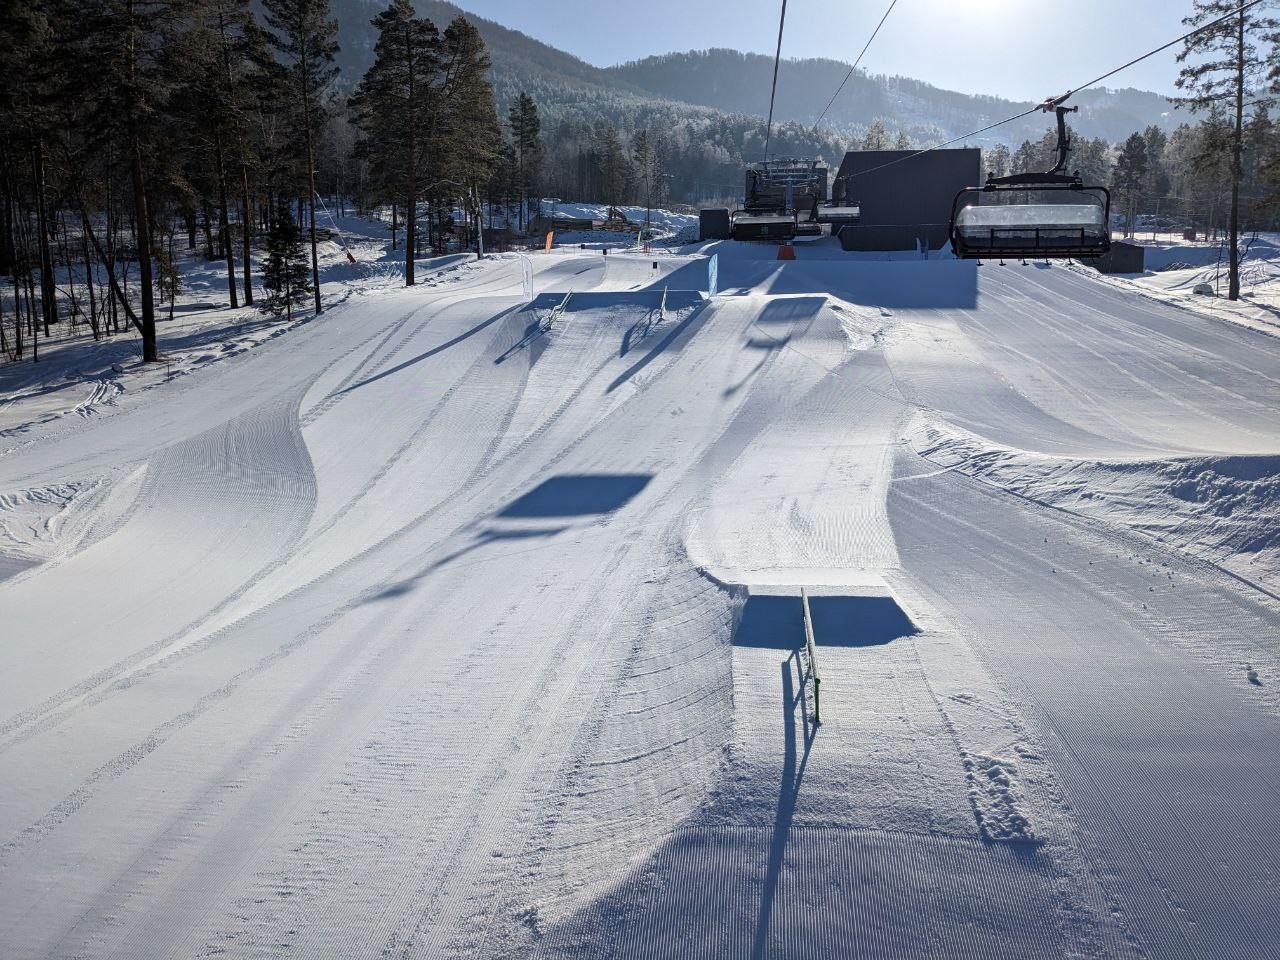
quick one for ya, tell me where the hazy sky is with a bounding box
[450,0,1198,102]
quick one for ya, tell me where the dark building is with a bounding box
[833,148,981,251]
[699,207,732,241]
[1089,239,1145,274]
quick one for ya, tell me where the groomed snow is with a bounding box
[2,230,1280,959]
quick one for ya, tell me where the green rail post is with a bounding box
[801,587,821,725]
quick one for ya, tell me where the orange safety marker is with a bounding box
[777,244,796,261]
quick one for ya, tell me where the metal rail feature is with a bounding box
[545,290,572,328]
[801,587,821,725]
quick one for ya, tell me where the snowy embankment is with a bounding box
[910,415,1280,588]
[1080,234,1280,337]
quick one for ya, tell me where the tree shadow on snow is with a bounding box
[333,302,521,395]
[362,525,571,600]
[606,302,710,393]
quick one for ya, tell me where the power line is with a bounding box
[844,0,1267,182]
[763,0,789,160]
[811,0,901,135]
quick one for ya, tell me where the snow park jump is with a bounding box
[3,1,1280,958]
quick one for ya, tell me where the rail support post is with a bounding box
[801,587,821,725]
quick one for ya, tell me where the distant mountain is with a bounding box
[603,49,1178,146]
[319,1,1182,204]
[327,3,1177,149]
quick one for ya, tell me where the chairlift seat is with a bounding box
[947,100,1112,260]
[951,199,1110,259]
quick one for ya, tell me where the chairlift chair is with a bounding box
[949,99,1111,260]
[736,158,827,240]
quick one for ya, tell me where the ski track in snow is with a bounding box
[1,246,1279,958]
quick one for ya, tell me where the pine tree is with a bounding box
[439,18,502,185]
[170,0,264,309]
[985,143,1012,179]
[1176,1,1279,300]
[0,2,55,359]
[1113,133,1149,238]
[596,124,630,207]
[262,0,338,314]
[507,91,543,231]
[63,0,192,362]
[261,202,312,320]
[1244,102,1276,212]
[862,119,889,150]
[352,0,442,285]
[631,128,656,215]
[1141,125,1171,224]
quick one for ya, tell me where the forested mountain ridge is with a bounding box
[325,1,1176,149]
[603,49,1178,146]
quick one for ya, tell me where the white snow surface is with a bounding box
[2,233,1280,958]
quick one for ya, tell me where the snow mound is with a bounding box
[962,750,1037,843]
[0,479,104,562]
[911,416,1280,587]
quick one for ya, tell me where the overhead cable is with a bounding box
[845,0,1267,181]
[763,0,789,159]
[811,0,901,134]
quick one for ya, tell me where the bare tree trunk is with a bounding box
[301,52,322,316]
[405,23,416,287]
[61,219,80,331]
[32,142,56,337]
[80,201,147,339]
[11,266,23,358]
[82,225,99,339]
[130,132,158,361]
[214,136,239,308]
[241,164,253,305]
[1228,8,1244,301]
[200,200,215,260]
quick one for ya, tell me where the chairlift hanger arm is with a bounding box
[1046,103,1077,176]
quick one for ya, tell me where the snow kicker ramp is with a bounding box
[1,254,1280,958]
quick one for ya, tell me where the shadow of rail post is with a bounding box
[801,587,821,725]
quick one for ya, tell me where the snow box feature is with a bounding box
[733,593,918,649]
[498,473,652,518]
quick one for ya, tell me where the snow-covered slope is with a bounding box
[2,241,1280,959]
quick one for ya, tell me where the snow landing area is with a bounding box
[2,227,1280,959]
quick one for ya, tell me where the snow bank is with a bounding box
[911,415,1280,587]
[546,202,697,235]
[1077,236,1280,338]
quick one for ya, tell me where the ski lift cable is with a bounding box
[844,0,1267,182]
[1060,0,1264,101]
[763,0,789,160]
[314,191,357,263]
[811,0,901,135]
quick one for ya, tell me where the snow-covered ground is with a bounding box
[545,201,697,234]
[1091,234,1280,337]
[2,230,1280,958]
